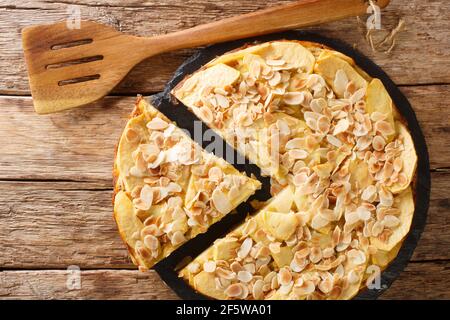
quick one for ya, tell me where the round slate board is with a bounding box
[150,31,431,300]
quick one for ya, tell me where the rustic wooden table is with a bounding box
[0,0,449,299]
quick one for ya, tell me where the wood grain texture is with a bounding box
[1,0,449,96]
[0,262,448,299]
[380,261,450,300]
[0,85,448,185]
[0,171,448,269]
[0,269,178,300]
[0,0,449,300]
[23,0,377,114]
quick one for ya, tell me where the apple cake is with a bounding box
[171,40,417,299]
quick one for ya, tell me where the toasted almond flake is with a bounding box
[225,283,243,298]
[140,144,160,161]
[208,166,223,183]
[252,279,264,300]
[276,119,291,136]
[216,267,236,280]
[305,118,318,131]
[334,69,348,96]
[345,211,359,225]
[238,237,253,259]
[215,94,230,109]
[356,135,372,151]
[322,247,335,259]
[203,260,217,273]
[141,224,163,237]
[239,284,250,299]
[264,271,276,284]
[311,213,329,230]
[321,208,338,221]
[278,267,292,286]
[269,242,281,254]
[347,249,366,265]
[346,81,357,96]
[307,74,326,91]
[379,186,394,207]
[375,120,395,137]
[211,189,232,214]
[230,261,243,273]
[138,184,153,205]
[357,206,372,221]
[383,215,400,228]
[350,87,366,104]
[283,92,305,105]
[326,134,343,148]
[270,274,279,290]
[333,118,350,135]
[237,270,253,283]
[293,172,309,186]
[170,231,186,246]
[309,247,323,264]
[147,117,169,130]
[167,182,182,193]
[198,106,214,124]
[256,245,271,258]
[332,225,341,247]
[163,124,176,138]
[243,263,256,274]
[279,281,294,295]
[310,98,325,113]
[268,71,282,87]
[135,241,152,260]
[288,149,308,160]
[249,60,261,79]
[286,138,304,150]
[290,256,308,273]
[133,198,150,211]
[317,116,331,134]
[318,277,333,294]
[347,270,360,284]
[294,279,315,296]
[372,135,386,151]
[143,234,159,251]
[148,151,166,169]
[334,264,345,279]
[361,185,377,202]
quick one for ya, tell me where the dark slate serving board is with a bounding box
[149,31,430,300]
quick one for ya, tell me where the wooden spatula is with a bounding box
[22,0,389,114]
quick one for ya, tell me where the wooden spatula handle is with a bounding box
[149,0,390,52]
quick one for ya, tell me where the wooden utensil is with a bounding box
[22,0,389,114]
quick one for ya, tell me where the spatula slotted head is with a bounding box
[22,21,142,114]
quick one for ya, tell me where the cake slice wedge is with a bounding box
[113,97,261,269]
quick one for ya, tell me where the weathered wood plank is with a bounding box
[0,171,448,269]
[0,261,448,299]
[0,85,448,184]
[1,0,449,95]
[0,269,179,300]
[379,261,450,300]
